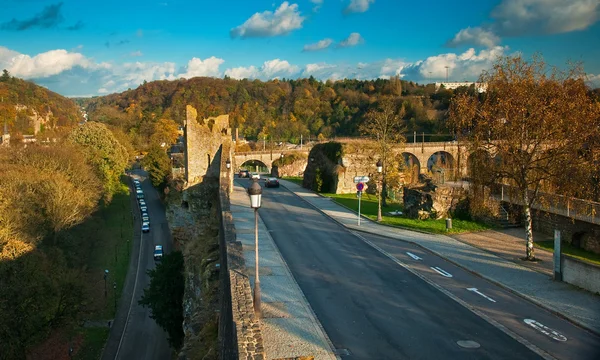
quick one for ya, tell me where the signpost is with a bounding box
[356,182,365,226]
[354,176,370,183]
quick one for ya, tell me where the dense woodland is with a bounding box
[82,76,463,146]
[0,70,83,136]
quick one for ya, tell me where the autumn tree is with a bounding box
[150,118,179,147]
[449,55,600,260]
[359,98,406,220]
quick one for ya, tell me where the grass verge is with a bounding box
[536,241,600,266]
[282,176,303,186]
[74,179,134,360]
[323,192,490,234]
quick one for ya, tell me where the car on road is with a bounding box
[139,199,146,206]
[136,192,145,199]
[265,177,280,188]
[142,222,150,233]
[153,245,163,261]
[133,179,140,185]
[140,205,148,212]
[239,169,250,178]
[251,172,260,180]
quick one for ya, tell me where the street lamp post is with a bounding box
[104,269,109,297]
[113,282,117,313]
[248,180,263,317]
[376,160,383,222]
[226,158,231,170]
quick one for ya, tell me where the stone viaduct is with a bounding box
[235,140,473,179]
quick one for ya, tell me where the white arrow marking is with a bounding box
[467,287,496,303]
[430,266,453,278]
[524,319,567,342]
[406,252,422,261]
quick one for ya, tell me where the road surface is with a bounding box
[249,179,600,360]
[101,170,171,360]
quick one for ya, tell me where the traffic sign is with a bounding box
[356,182,365,191]
[354,176,370,183]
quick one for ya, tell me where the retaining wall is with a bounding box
[562,256,600,295]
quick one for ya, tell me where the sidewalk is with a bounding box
[230,184,338,360]
[278,179,600,336]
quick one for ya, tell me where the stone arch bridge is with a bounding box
[234,141,475,179]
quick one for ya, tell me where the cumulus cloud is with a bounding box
[587,73,600,88]
[343,0,375,15]
[178,56,225,78]
[1,2,64,31]
[337,32,364,48]
[303,38,333,52]
[0,47,94,78]
[310,0,324,11]
[448,0,599,47]
[225,59,299,80]
[230,2,304,38]
[447,27,501,48]
[402,46,508,81]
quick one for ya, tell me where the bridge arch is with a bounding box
[427,151,455,182]
[402,152,421,183]
[239,159,269,173]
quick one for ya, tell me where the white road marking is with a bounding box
[431,266,453,278]
[348,231,556,360]
[467,287,497,303]
[524,319,567,342]
[406,252,422,260]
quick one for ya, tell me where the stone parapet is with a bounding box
[218,140,265,360]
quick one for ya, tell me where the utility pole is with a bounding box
[300,134,303,150]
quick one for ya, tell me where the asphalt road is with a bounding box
[101,170,171,360]
[250,179,600,360]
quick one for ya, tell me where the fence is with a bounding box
[492,184,600,225]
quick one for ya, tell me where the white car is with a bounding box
[140,205,148,212]
[139,199,146,206]
[142,222,150,233]
[251,173,260,180]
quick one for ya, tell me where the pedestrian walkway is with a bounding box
[277,179,600,336]
[230,184,337,360]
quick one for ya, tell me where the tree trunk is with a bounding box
[523,195,535,260]
[382,180,388,207]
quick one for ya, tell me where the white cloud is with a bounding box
[303,38,333,52]
[401,46,509,81]
[225,65,259,79]
[310,0,323,11]
[343,0,375,14]
[230,2,304,38]
[587,74,600,88]
[130,51,143,57]
[449,0,599,47]
[447,27,501,48]
[0,47,93,78]
[337,32,364,48]
[178,56,225,78]
[225,59,299,80]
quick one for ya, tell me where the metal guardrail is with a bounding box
[493,184,600,225]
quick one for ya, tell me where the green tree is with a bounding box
[449,55,600,260]
[68,121,129,200]
[150,118,179,147]
[142,145,172,188]
[1,69,10,82]
[139,251,185,349]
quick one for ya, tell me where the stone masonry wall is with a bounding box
[218,140,265,360]
[185,105,232,186]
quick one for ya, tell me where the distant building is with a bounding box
[1,120,9,146]
[435,82,487,93]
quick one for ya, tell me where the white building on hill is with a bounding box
[435,82,487,93]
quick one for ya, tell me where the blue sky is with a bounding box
[0,0,599,96]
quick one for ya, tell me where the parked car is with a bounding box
[139,199,146,206]
[142,222,150,233]
[265,177,280,188]
[136,192,145,200]
[142,214,150,223]
[251,172,260,180]
[239,169,250,178]
[153,245,163,261]
[140,205,148,212]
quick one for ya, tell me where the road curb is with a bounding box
[279,181,600,338]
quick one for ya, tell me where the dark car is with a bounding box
[153,245,163,261]
[265,177,280,188]
[238,169,250,178]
